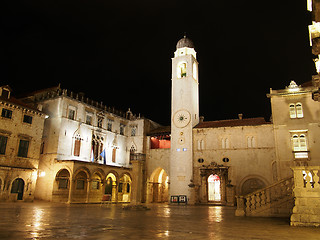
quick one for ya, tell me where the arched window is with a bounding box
[177,62,187,78]
[296,103,303,118]
[289,104,297,118]
[292,134,307,151]
[193,62,197,80]
[292,135,299,151]
[289,103,303,119]
[56,169,70,189]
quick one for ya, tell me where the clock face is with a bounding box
[173,110,191,128]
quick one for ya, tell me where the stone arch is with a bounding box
[239,175,269,196]
[148,167,169,203]
[72,169,90,203]
[118,173,132,202]
[73,167,91,180]
[105,171,118,202]
[53,168,71,202]
[88,169,104,203]
[10,177,25,200]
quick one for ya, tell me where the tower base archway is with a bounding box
[148,168,169,203]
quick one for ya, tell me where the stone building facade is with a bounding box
[0,85,46,201]
[20,86,159,203]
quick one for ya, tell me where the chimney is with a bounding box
[200,116,205,123]
[238,113,243,120]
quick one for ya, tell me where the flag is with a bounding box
[100,149,106,165]
[91,147,94,162]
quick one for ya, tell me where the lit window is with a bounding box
[177,62,187,78]
[292,134,308,152]
[296,103,303,118]
[193,62,197,80]
[97,117,103,128]
[289,104,296,118]
[289,103,303,119]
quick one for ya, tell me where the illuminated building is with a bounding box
[0,85,46,201]
[19,86,159,203]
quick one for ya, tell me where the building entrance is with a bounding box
[11,178,25,200]
[208,174,221,201]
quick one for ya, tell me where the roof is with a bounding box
[0,95,43,114]
[176,36,194,49]
[147,117,270,135]
[195,117,270,129]
[147,125,171,136]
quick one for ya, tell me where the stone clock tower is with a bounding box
[170,36,199,203]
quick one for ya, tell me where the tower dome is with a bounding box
[176,35,194,49]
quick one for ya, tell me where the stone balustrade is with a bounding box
[291,166,320,227]
[236,177,294,217]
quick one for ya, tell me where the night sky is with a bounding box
[1,1,315,125]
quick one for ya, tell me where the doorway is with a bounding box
[208,174,221,201]
[11,178,25,200]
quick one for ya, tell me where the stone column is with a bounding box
[130,159,145,205]
[67,179,74,204]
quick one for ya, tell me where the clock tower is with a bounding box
[170,36,199,203]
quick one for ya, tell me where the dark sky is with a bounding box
[1,1,315,125]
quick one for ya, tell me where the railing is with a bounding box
[291,166,320,226]
[292,167,320,189]
[236,177,294,216]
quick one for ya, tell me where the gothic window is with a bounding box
[91,135,104,162]
[177,62,187,78]
[131,126,137,136]
[97,117,103,128]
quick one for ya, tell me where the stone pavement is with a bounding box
[0,202,319,240]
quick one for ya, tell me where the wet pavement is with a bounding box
[0,202,320,240]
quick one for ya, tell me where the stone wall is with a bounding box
[291,166,320,227]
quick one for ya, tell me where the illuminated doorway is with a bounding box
[149,168,169,203]
[208,174,221,201]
